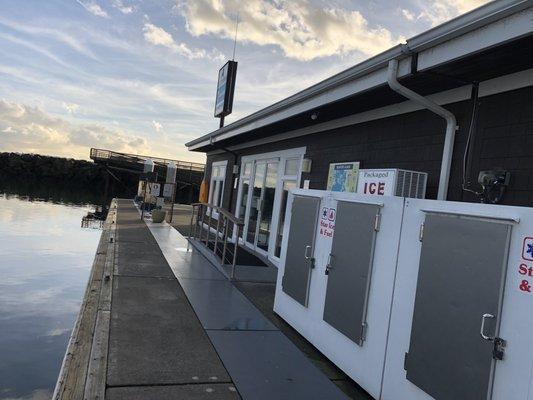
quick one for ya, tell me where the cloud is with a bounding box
[0,17,98,60]
[0,100,148,159]
[404,0,490,26]
[152,120,163,132]
[177,0,402,61]
[142,22,222,60]
[62,102,80,114]
[113,0,136,14]
[401,9,416,21]
[76,0,109,18]
[143,22,175,47]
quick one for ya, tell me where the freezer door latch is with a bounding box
[493,337,506,361]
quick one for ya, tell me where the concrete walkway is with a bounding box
[55,199,356,399]
[107,200,238,399]
[144,203,350,400]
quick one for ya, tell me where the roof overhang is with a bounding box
[186,0,533,153]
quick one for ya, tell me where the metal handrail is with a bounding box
[191,203,244,226]
[90,147,205,171]
[188,203,243,279]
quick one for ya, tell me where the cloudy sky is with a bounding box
[0,0,489,162]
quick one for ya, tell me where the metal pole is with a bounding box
[222,220,228,265]
[199,205,206,242]
[187,205,195,252]
[169,183,176,223]
[214,214,221,257]
[206,206,213,246]
[231,224,239,279]
[141,181,147,220]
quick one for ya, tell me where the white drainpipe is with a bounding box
[387,59,458,200]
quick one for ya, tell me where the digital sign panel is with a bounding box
[214,60,238,118]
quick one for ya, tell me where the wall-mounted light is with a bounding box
[310,112,318,121]
[232,164,239,175]
[301,158,312,173]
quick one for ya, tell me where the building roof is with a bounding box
[186,0,533,152]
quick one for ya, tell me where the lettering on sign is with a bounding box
[320,207,336,237]
[518,236,533,294]
[363,182,386,195]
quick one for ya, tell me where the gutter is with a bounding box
[387,59,458,200]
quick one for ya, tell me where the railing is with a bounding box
[189,203,244,279]
[90,147,205,172]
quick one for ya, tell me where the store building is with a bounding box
[186,0,533,266]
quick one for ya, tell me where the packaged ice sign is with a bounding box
[214,60,238,118]
[357,168,428,199]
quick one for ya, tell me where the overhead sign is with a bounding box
[357,169,396,196]
[214,60,238,118]
[327,162,359,192]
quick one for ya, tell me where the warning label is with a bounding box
[518,236,533,294]
[320,207,336,237]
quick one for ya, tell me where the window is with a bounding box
[208,161,227,211]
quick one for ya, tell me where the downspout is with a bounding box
[387,59,458,200]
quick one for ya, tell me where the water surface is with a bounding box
[0,195,101,399]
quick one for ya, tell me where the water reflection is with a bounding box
[0,195,101,399]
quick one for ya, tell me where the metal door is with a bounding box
[322,201,379,345]
[405,213,511,400]
[282,195,320,307]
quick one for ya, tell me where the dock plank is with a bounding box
[84,310,110,400]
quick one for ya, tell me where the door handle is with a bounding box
[304,245,312,260]
[325,253,333,275]
[480,313,495,341]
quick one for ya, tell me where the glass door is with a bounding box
[244,160,279,255]
[256,161,278,252]
[245,162,265,246]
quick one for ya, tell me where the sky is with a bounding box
[0,0,489,163]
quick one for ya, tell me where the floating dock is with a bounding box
[53,199,369,400]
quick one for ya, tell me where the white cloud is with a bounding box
[407,0,490,26]
[143,23,175,47]
[178,0,402,61]
[152,120,163,132]
[142,22,221,60]
[0,17,98,60]
[62,102,80,114]
[76,1,109,18]
[401,9,415,21]
[113,0,136,14]
[0,99,148,159]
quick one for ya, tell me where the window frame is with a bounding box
[208,160,228,218]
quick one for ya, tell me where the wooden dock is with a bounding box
[53,200,116,399]
[53,199,369,400]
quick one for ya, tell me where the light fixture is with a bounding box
[310,112,318,120]
[301,158,312,173]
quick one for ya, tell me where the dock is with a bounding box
[53,199,371,400]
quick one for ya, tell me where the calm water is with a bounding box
[0,195,101,400]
